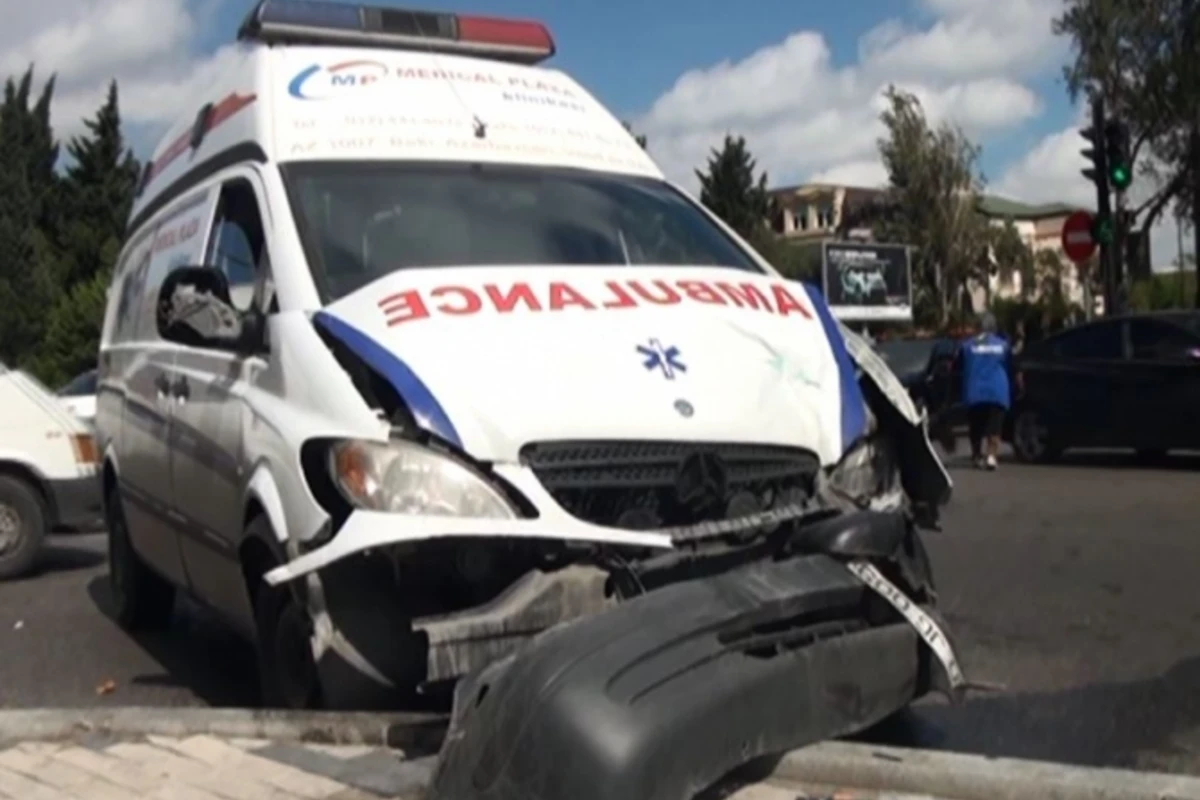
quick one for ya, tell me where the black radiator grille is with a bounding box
[521,440,821,530]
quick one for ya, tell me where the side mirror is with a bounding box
[156,265,263,354]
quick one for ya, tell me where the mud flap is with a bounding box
[425,554,927,800]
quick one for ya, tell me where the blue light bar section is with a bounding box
[256,0,363,31]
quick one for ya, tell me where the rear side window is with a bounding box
[1129,319,1200,360]
[1051,322,1122,360]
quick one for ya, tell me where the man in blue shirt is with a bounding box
[957,312,1014,470]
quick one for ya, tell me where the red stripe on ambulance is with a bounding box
[377,278,813,326]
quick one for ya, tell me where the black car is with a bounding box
[1008,311,1200,462]
[875,337,964,449]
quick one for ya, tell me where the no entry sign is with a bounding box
[1061,210,1097,263]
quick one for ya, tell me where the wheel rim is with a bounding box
[274,601,318,709]
[1015,411,1048,458]
[0,502,21,555]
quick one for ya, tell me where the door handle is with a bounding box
[154,373,171,399]
[171,376,190,400]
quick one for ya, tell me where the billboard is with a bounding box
[821,241,912,321]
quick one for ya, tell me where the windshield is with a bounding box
[283,162,764,302]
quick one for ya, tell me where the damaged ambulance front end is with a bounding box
[255,264,963,800]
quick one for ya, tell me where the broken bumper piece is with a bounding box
[263,507,673,586]
[427,552,951,800]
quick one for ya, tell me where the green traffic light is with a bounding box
[1093,217,1114,245]
[1110,164,1132,189]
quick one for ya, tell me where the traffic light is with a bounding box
[1105,120,1132,190]
[1092,213,1114,245]
[1080,100,1109,194]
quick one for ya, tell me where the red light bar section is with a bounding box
[456,14,555,57]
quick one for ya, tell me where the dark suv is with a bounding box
[1008,311,1200,462]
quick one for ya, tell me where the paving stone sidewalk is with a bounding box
[0,733,436,799]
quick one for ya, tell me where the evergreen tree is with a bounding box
[36,81,141,385]
[621,120,648,150]
[694,135,772,241]
[57,81,141,288]
[0,67,60,367]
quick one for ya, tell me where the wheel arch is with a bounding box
[239,465,291,598]
[0,459,52,519]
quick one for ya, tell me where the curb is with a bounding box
[7,709,1200,799]
[0,707,447,752]
[773,740,1200,800]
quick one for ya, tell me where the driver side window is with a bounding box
[205,179,271,313]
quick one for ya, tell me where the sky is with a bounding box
[3,0,1192,268]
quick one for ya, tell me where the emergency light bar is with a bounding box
[237,0,556,64]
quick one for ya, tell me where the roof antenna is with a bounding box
[410,11,489,141]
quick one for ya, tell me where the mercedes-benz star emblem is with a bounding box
[674,451,728,515]
[674,399,694,417]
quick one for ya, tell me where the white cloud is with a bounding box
[636,0,1061,192]
[0,0,234,145]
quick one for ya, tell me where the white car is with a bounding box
[57,368,98,425]
[95,0,957,754]
[0,364,101,579]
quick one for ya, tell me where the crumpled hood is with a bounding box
[314,265,869,466]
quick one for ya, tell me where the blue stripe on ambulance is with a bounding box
[312,311,463,448]
[802,283,868,453]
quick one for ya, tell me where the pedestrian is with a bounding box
[957,311,1013,471]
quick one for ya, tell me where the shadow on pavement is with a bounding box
[857,654,1200,773]
[85,575,261,707]
[31,541,106,576]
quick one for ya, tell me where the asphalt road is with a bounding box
[1,451,1199,775]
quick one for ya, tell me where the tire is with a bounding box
[1011,407,1062,464]
[0,475,47,581]
[106,487,176,631]
[249,517,323,710]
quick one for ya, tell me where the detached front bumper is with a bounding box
[428,552,949,800]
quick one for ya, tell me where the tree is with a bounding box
[36,81,141,385]
[1054,0,1200,307]
[0,67,60,367]
[695,134,772,242]
[874,87,989,327]
[987,220,1036,301]
[621,120,648,150]
[1035,248,1067,306]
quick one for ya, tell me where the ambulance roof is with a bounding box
[129,0,662,232]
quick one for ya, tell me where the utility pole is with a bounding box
[1190,0,1200,308]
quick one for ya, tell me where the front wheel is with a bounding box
[1011,407,1062,464]
[0,476,47,581]
[249,517,323,710]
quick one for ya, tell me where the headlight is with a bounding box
[328,439,516,519]
[826,434,901,505]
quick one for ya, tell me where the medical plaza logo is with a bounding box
[288,60,389,100]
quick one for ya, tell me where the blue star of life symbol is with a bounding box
[637,338,686,379]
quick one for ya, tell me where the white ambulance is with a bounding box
[96,0,955,713]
